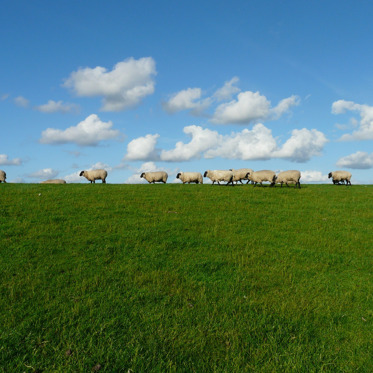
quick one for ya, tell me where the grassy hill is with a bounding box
[1,183,372,372]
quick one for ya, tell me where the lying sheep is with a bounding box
[247,170,276,187]
[41,179,66,184]
[328,171,352,185]
[140,171,168,183]
[229,168,254,184]
[274,170,301,188]
[176,172,203,184]
[203,170,234,186]
[80,169,108,183]
[0,170,6,183]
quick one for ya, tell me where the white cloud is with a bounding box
[1,93,9,101]
[125,134,160,161]
[35,100,80,114]
[161,125,222,162]
[336,151,373,169]
[14,96,29,108]
[63,57,156,111]
[204,124,277,160]
[0,154,22,166]
[211,91,271,124]
[212,91,300,124]
[40,114,122,146]
[300,170,329,183]
[270,95,300,119]
[89,162,112,171]
[332,100,373,140]
[274,128,328,162]
[162,88,210,115]
[28,168,59,180]
[213,77,241,101]
[158,124,327,163]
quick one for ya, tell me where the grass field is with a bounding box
[0,183,372,372]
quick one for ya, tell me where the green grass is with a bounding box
[0,183,372,372]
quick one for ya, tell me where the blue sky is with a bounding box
[1,0,373,184]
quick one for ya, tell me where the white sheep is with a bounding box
[247,170,276,187]
[328,171,352,185]
[176,172,203,184]
[140,171,168,183]
[41,179,66,184]
[0,170,6,183]
[80,169,108,183]
[274,170,301,188]
[229,168,254,184]
[203,170,234,186]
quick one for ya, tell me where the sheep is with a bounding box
[328,171,352,185]
[80,169,108,183]
[229,168,254,184]
[246,170,276,187]
[176,172,203,184]
[140,171,168,184]
[41,179,66,184]
[203,170,234,186]
[0,170,6,183]
[274,170,301,188]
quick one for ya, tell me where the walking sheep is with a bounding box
[246,170,276,187]
[41,179,66,184]
[0,170,6,183]
[140,171,168,183]
[203,170,234,186]
[328,171,352,185]
[80,169,108,183]
[229,168,254,184]
[176,172,203,184]
[274,170,301,188]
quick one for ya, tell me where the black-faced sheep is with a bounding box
[176,172,203,184]
[0,170,6,183]
[140,171,168,183]
[328,171,352,185]
[203,170,234,186]
[80,169,107,183]
[274,170,301,188]
[247,170,276,187]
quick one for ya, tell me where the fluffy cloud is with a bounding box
[270,95,300,119]
[204,124,277,160]
[161,125,222,162]
[273,128,328,162]
[211,91,271,124]
[35,100,79,114]
[332,100,373,140]
[159,124,327,162]
[213,77,241,101]
[64,171,82,183]
[336,151,373,169]
[14,96,29,108]
[0,154,22,166]
[211,92,299,124]
[300,170,329,183]
[40,114,121,146]
[64,57,156,111]
[125,134,160,161]
[163,78,299,124]
[162,88,210,115]
[28,168,59,180]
